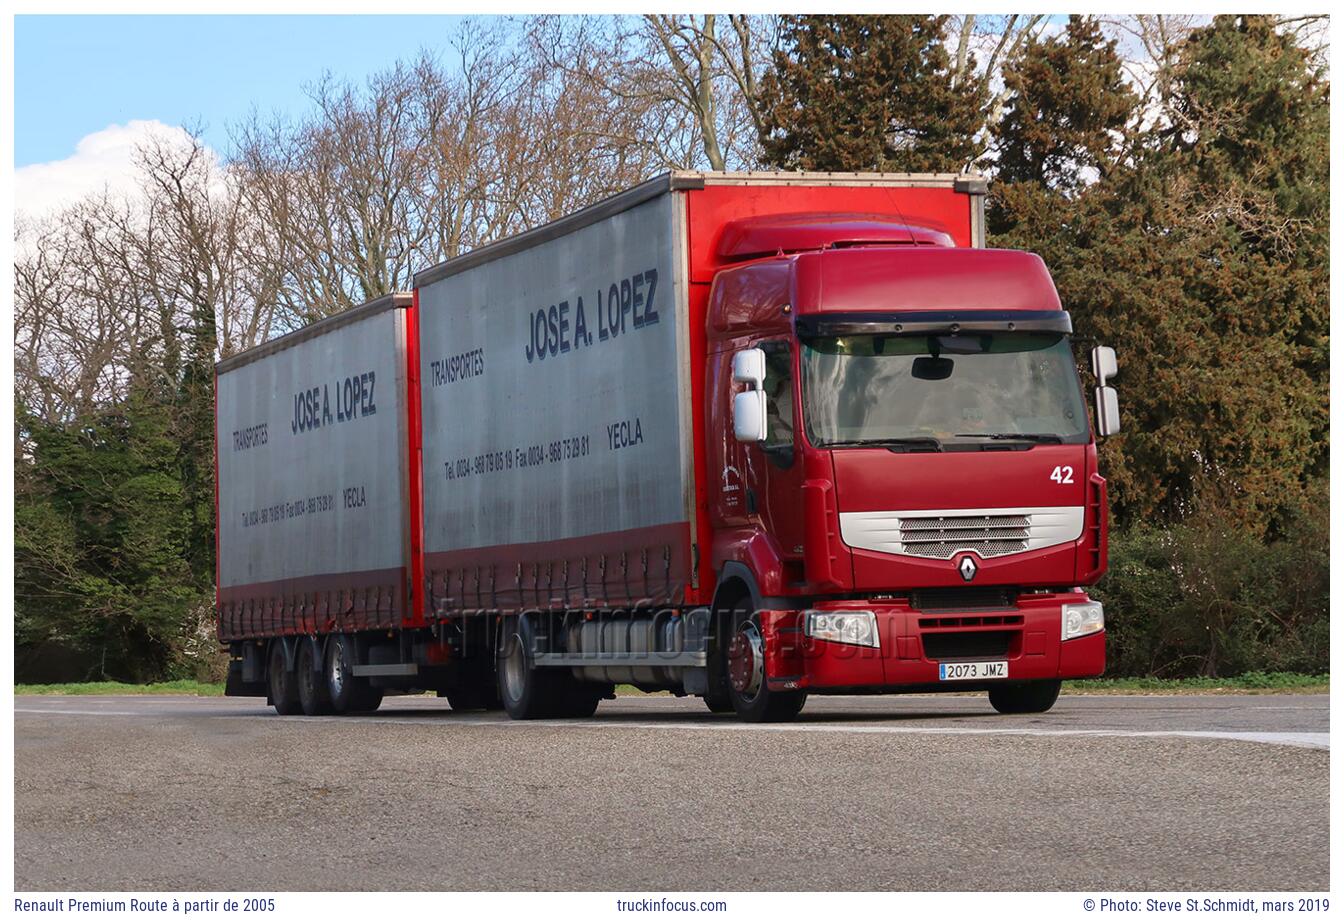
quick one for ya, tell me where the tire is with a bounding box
[352,685,384,713]
[552,682,606,719]
[497,616,605,719]
[324,634,382,714]
[548,653,611,717]
[723,607,807,723]
[989,680,1062,714]
[702,691,735,714]
[267,640,301,715]
[701,602,738,714]
[497,615,561,720]
[445,682,500,713]
[296,638,334,716]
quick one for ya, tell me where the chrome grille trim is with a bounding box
[838,506,1085,560]
[900,515,1029,531]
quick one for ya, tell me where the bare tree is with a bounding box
[15,126,282,430]
[1099,14,1207,127]
[527,15,775,172]
[945,14,1051,163]
[134,132,285,369]
[233,59,433,324]
[14,194,149,423]
[413,25,526,263]
[229,18,682,325]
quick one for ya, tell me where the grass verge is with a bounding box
[1062,672,1328,695]
[15,680,225,696]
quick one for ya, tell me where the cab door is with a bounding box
[755,341,806,569]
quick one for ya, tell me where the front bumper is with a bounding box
[760,594,1105,692]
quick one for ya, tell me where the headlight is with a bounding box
[1061,600,1104,640]
[805,610,879,648]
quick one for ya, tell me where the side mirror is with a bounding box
[732,348,766,388]
[733,390,768,442]
[1095,386,1121,437]
[1091,345,1118,385]
[731,347,768,443]
[1090,345,1120,437]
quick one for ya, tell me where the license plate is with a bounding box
[939,660,1008,681]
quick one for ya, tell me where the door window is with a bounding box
[762,344,794,450]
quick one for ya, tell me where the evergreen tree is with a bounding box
[1167,14,1329,404]
[177,292,219,596]
[994,16,1136,192]
[757,15,987,172]
[15,386,206,681]
[1171,14,1329,249]
[993,15,1328,533]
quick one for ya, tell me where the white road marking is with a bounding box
[15,708,141,716]
[15,707,1328,749]
[429,718,1333,750]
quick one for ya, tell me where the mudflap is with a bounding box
[760,610,805,692]
[225,646,268,697]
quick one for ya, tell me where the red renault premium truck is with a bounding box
[217,171,1120,722]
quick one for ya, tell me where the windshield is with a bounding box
[800,332,1089,447]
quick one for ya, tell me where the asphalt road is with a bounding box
[14,692,1328,891]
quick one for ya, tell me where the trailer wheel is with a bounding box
[357,686,384,713]
[267,640,301,716]
[296,638,334,716]
[497,616,559,720]
[989,680,1061,714]
[445,685,499,713]
[726,609,807,723]
[325,634,382,714]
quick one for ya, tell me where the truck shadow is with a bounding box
[217,700,1013,724]
[334,704,1010,725]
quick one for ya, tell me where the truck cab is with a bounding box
[702,215,1118,720]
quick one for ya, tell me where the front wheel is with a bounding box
[989,680,1061,714]
[725,614,806,723]
[701,690,734,714]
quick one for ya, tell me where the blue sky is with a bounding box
[15,15,474,167]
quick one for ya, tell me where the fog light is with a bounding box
[805,610,879,648]
[1061,600,1104,640]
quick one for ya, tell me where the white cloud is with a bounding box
[15,120,217,222]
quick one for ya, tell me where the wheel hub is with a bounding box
[328,645,346,697]
[502,635,526,703]
[727,624,764,697]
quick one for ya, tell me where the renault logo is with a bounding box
[958,556,978,582]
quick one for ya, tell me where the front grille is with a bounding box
[918,614,1023,629]
[840,506,1085,560]
[911,587,1017,612]
[900,514,1029,559]
[922,630,1014,660]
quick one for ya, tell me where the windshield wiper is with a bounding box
[953,432,1065,443]
[827,436,944,452]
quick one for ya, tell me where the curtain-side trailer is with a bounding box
[216,293,417,713]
